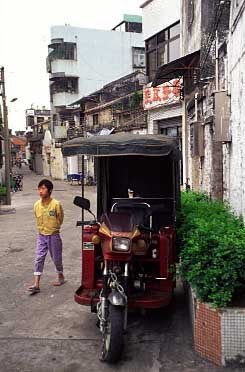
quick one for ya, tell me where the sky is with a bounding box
[0,0,143,132]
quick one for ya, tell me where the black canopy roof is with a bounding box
[62,133,179,158]
[152,50,200,87]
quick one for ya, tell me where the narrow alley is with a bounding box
[0,167,241,372]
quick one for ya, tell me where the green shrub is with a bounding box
[177,191,245,308]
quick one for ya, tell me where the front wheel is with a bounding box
[101,304,124,363]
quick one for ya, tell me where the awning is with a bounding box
[62,132,180,158]
[28,134,44,142]
[152,50,200,87]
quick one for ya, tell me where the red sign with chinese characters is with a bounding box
[143,78,182,110]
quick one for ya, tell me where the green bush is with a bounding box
[177,191,245,308]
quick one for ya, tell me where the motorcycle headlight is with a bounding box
[112,237,130,252]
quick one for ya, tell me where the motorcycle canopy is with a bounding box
[62,133,181,223]
[62,133,180,159]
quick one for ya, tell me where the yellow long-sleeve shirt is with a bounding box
[34,198,64,235]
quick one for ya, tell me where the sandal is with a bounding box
[28,286,40,295]
[53,280,66,287]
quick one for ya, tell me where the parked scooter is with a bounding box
[13,174,23,192]
[62,133,181,363]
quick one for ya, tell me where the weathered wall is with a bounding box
[34,153,43,175]
[42,153,51,177]
[141,0,180,41]
[50,148,67,180]
[67,156,78,175]
[227,0,245,219]
[181,0,201,55]
[181,0,230,199]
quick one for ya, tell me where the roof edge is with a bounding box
[140,0,154,9]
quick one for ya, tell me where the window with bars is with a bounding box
[48,42,77,61]
[145,22,180,82]
[50,77,78,95]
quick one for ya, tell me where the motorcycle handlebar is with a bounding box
[76,220,97,227]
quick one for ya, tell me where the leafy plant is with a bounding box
[129,90,143,109]
[177,191,245,308]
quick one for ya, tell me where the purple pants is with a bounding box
[34,233,63,276]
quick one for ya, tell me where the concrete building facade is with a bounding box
[141,0,180,41]
[141,0,182,179]
[227,0,245,219]
[179,0,230,198]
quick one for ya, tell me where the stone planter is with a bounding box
[188,286,245,367]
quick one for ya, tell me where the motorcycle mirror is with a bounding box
[73,196,91,210]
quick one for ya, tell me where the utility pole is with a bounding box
[0,67,11,205]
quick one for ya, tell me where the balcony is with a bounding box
[50,76,79,106]
[67,126,84,139]
[48,42,77,61]
[47,41,77,73]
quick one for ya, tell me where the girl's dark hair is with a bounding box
[38,179,53,193]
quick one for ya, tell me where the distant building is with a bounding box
[68,71,147,179]
[46,14,145,179]
[0,106,4,186]
[11,135,27,164]
[47,15,144,121]
[81,71,147,136]
[15,131,26,137]
[25,107,51,175]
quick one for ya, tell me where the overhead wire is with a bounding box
[200,0,228,73]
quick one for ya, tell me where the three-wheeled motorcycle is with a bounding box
[62,133,180,363]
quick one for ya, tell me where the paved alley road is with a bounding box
[0,168,242,372]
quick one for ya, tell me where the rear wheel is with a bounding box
[101,304,124,363]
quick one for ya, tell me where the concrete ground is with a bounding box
[0,167,242,372]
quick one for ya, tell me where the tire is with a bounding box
[101,304,124,363]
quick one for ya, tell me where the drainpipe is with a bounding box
[182,100,187,187]
[215,31,219,91]
[195,93,198,121]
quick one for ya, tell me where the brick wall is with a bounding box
[194,301,222,366]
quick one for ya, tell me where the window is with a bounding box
[159,117,183,184]
[26,115,35,127]
[93,114,99,126]
[126,22,142,33]
[48,42,77,61]
[132,47,145,68]
[37,117,45,123]
[169,38,180,62]
[146,22,180,82]
[50,77,78,95]
[161,126,179,137]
